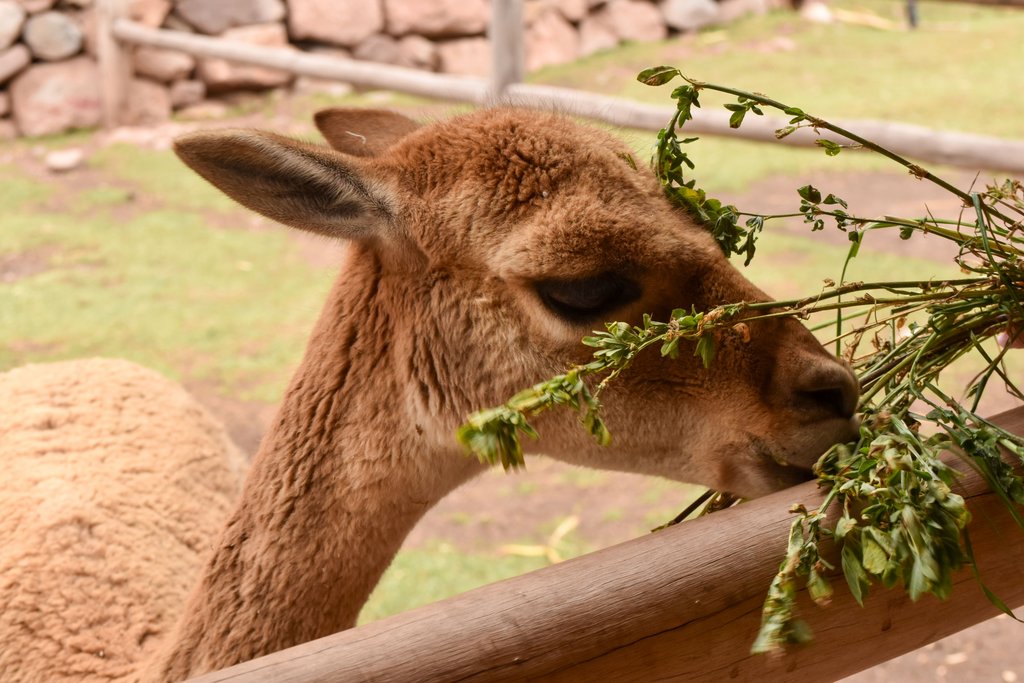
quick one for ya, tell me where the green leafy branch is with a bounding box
[456,309,725,470]
[457,69,1024,655]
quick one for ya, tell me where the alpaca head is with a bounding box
[174,107,858,498]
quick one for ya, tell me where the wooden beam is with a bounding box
[504,83,1024,175]
[96,0,131,128]
[188,408,1024,683]
[488,0,525,100]
[111,19,1024,175]
[111,19,489,104]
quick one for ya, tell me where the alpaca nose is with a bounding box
[792,359,860,420]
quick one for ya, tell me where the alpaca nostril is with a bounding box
[794,364,860,420]
[799,386,855,420]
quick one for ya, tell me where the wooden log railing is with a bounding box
[96,1,1024,175]
[188,407,1024,682]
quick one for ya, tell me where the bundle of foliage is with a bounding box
[457,68,1024,653]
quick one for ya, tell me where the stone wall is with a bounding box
[0,0,784,138]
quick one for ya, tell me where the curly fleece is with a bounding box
[0,358,245,683]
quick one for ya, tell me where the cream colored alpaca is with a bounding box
[4,107,859,682]
[0,359,245,683]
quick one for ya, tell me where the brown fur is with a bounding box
[152,107,858,679]
[313,108,420,157]
[2,108,860,682]
[0,359,245,683]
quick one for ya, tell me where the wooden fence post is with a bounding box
[96,0,130,128]
[488,0,525,101]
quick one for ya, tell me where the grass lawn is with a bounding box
[0,161,331,401]
[1,0,1021,625]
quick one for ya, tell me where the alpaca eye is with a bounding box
[535,274,641,323]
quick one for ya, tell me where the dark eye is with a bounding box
[535,274,641,323]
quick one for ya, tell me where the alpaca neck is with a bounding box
[149,250,483,681]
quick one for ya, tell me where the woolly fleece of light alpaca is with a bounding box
[0,358,246,683]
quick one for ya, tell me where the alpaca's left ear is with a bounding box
[174,129,397,242]
[314,108,421,157]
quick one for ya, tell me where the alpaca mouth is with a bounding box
[710,436,820,499]
[748,435,829,490]
[748,416,859,493]
[758,443,818,484]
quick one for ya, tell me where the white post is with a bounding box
[488,0,524,101]
[96,0,131,128]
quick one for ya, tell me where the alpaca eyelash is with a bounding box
[535,274,641,322]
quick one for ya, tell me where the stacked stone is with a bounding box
[0,0,783,138]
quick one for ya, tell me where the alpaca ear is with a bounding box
[174,129,395,241]
[314,108,420,157]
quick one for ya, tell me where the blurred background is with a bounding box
[1,0,1023,679]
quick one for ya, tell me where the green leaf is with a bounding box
[729,109,746,129]
[807,568,833,605]
[847,230,863,258]
[670,85,692,99]
[963,529,1024,622]
[841,544,870,606]
[788,619,813,644]
[835,515,856,539]
[638,66,681,86]
[862,536,888,574]
[816,139,843,156]
[695,334,716,368]
[661,337,680,359]
[798,185,822,204]
[908,558,929,600]
[583,409,612,446]
[822,194,848,208]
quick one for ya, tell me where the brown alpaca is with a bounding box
[0,107,859,682]
[140,107,858,680]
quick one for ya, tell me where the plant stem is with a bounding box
[683,76,1017,226]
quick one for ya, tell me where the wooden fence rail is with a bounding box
[100,7,1024,175]
[188,407,1024,682]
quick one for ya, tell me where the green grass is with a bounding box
[0,166,54,212]
[538,0,1022,135]
[640,479,704,506]
[361,520,593,624]
[532,0,1024,192]
[602,507,625,523]
[69,186,137,212]
[745,229,961,296]
[516,480,539,496]
[359,544,549,624]
[559,467,609,488]
[446,511,476,526]
[89,145,238,213]
[0,155,332,400]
